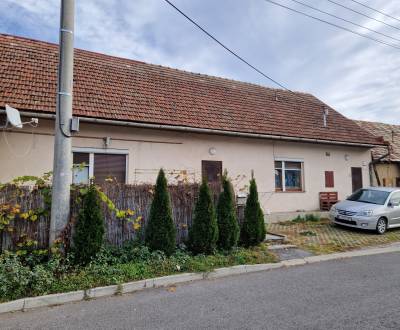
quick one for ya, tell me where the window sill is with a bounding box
[275,190,306,193]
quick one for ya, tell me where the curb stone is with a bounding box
[1,243,400,315]
[120,280,147,294]
[23,291,85,310]
[86,285,119,299]
[0,299,25,314]
[207,265,247,279]
[282,259,307,267]
[245,262,283,273]
[152,273,204,287]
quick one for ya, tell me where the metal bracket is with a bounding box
[60,28,73,34]
[58,92,71,96]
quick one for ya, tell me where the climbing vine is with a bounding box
[0,172,141,255]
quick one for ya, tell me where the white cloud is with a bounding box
[1,0,399,124]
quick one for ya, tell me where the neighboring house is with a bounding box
[0,34,382,219]
[356,120,399,187]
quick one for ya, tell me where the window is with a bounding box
[73,150,127,184]
[73,153,90,184]
[201,160,222,183]
[275,160,303,192]
[325,171,334,188]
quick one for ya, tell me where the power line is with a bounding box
[289,0,400,44]
[162,0,324,108]
[349,0,400,24]
[263,0,400,51]
[163,1,291,92]
[326,0,400,32]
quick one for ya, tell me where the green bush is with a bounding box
[145,169,176,256]
[73,183,105,265]
[0,243,277,303]
[240,177,266,247]
[189,178,218,254]
[216,173,239,250]
[292,214,320,223]
[0,253,32,301]
[305,214,320,222]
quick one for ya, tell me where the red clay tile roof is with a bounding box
[0,34,380,146]
[355,120,399,161]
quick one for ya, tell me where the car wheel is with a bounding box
[376,218,387,235]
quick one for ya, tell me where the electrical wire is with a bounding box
[326,0,400,32]
[263,0,400,50]
[289,0,400,44]
[162,0,328,109]
[164,0,289,91]
[349,0,400,24]
[1,124,36,159]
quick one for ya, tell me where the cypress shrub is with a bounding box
[240,176,266,247]
[145,169,176,255]
[258,205,267,243]
[216,173,239,250]
[73,183,105,265]
[189,178,218,254]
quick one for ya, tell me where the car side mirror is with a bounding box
[388,202,393,208]
[389,201,400,207]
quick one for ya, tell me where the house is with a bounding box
[0,34,382,220]
[356,120,399,187]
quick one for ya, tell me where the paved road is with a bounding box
[2,252,400,330]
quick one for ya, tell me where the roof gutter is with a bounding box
[0,109,379,148]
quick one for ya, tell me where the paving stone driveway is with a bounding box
[268,219,400,254]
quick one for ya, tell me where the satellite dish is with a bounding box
[5,104,23,128]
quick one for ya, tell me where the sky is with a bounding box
[0,0,399,124]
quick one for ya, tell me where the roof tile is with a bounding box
[0,34,380,146]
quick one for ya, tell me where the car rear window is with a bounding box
[347,189,390,205]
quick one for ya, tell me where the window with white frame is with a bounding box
[73,149,128,184]
[275,160,304,192]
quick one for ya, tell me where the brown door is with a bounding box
[351,167,363,192]
[201,160,222,184]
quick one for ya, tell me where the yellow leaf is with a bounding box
[20,212,29,220]
[133,223,141,230]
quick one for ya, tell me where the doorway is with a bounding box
[351,167,363,192]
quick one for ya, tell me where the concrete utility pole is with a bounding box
[49,0,75,245]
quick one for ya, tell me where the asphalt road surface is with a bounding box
[1,252,400,330]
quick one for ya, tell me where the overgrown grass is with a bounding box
[280,215,327,226]
[0,243,276,303]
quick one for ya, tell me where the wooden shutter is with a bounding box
[325,171,334,188]
[201,161,222,183]
[94,154,126,184]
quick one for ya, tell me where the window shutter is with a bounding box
[94,154,126,184]
[325,171,334,188]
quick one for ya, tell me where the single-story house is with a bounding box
[0,34,382,220]
[356,120,399,187]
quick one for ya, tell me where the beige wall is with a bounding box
[0,119,371,214]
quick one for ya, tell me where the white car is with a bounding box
[330,187,400,234]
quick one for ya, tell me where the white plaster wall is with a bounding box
[0,119,371,214]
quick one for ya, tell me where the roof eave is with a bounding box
[0,109,380,148]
